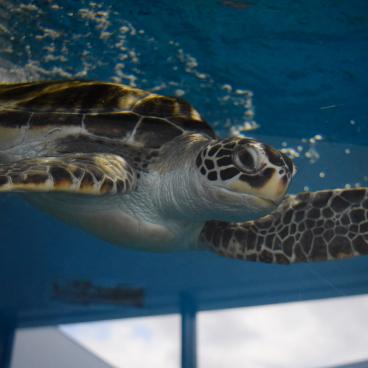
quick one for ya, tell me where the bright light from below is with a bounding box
[198,295,368,368]
[61,295,368,368]
[62,314,180,368]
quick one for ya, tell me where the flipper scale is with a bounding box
[0,153,136,195]
[200,188,368,264]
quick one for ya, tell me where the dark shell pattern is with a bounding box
[0,80,216,149]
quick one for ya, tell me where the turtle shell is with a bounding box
[0,81,216,149]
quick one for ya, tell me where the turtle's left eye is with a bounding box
[234,147,262,174]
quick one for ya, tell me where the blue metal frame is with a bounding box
[181,294,197,368]
[0,323,15,368]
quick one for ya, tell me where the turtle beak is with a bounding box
[257,169,291,204]
[256,153,296,204]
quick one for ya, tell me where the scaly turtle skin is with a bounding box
[0,81,367,263]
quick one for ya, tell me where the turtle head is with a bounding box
[195,137,296,215]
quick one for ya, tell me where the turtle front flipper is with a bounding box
[200,188,368,264]
[0,153,136,195]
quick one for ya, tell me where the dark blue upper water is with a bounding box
[2,0,368,143]
[0,0,367,326]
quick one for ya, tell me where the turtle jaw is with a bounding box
[205,165,292,220]
[210,186,280,221]
[228,169,290,204]
[225,153,294,207]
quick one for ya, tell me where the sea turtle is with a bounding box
[0,80,367,264]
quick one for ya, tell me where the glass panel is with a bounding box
[199,295,368,368]
[61,314,180,368]
[12,327,113,368]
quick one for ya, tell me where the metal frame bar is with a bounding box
[0,323,15,368]
[181,294,197,368]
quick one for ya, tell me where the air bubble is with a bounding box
[196,72,207,80]
[319,172,326,178]
[344,148,351,155]
[281,148,299,158]
[235,89,251,95]
[175,89,185,97]
[245,110,254,118]
[305,146,320,164]
[222,84,232,92]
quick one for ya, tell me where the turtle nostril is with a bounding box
[264,145,284,166]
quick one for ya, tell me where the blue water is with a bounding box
[0,0,368,326]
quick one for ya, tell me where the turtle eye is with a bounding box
[234,147,261,174]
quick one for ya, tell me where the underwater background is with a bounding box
[1,1,368,367]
